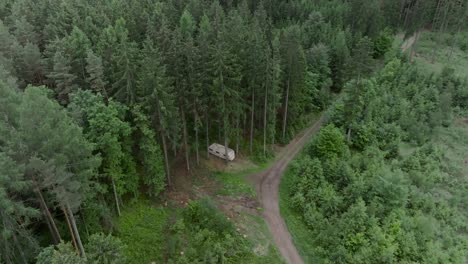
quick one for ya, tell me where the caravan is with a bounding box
[208,143,235,161]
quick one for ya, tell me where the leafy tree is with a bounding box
[309,124,348,160]
[131,105,166,196]
[36,242,85,264]
[85,233,126,264]
[68,90,134,216]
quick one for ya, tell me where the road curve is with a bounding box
[255,116,324,264]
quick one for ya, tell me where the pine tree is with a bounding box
[280,25,307,142]
[347,36,374,81]
[111,19,139,105]
[1,85,101,257]
[47,51,77,104]
[138,38,178,186]
[17,42,44,87]
[330,31,350,92]
[0,152,39,264]
[208,2,242,163]
[196,14,214,159]
[64,26,91,84]
[12,16,38,45]
[85,50,108,98]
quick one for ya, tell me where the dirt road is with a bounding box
[253,116,325,264]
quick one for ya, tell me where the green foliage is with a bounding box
[373,28,393,58]
[85,233,126,264]
[308,124,348,160]
[69,90,137,196]
[169,200,252,263]
[36,234,125,264]
[131,105,166,196]
[116,201,169,264]
[36,242,85,264]
[281,58,468,263]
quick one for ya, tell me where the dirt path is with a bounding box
[400,32,419,52]
[253,116,325,264]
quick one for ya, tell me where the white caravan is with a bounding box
[208,143,235,161]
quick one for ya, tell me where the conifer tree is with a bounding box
[47,51,77,104]
[138,38,178,186]
[279,25,307,142]
[85,50,108,98]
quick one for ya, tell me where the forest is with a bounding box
[0,0,467,263]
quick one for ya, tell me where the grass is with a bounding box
[412,31,468,78]
[116,197,285,263]
[212,170,257,197]
[116,200,169,264]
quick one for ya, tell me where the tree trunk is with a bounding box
[111,177,121,217]
[430,0,442,62]
[206,114,210,159]
[194,111,199,165]
[250,87,255,154]
[66,203,86,258]
[218,121,221,143]
[448,3,463,62]
[347,127,352,143]
[181,110,190,172]
[62,205,78,252]
[263,83,268,158]
[172,140,177,157]
[282,77,290,142]
[161,133,171,186]
[220,71,228,164]
[236,114,240,155]
[224,124,228,164]
[154,91,171,187]
[410,31,420,63]
[12,231,28,264]
[34,187,61,244]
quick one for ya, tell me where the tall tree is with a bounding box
[138,38,178,186]
[279,25,307,142]
[68,90,134,217]
[85,50,108,97]
[0,153,39,264]
[47,51,77,104]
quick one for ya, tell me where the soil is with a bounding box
[251,116,325,264]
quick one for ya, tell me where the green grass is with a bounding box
[212,170,257,197]
[116,200,169,264]
[413,31,468,78]
[211,159,275,197]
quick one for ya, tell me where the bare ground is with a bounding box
[251,116,325,264]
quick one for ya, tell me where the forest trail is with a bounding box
[253,116,325,264]
[401,32,418,52]
[400,30,425,52]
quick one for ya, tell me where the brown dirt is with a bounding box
[251,116,325,264]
